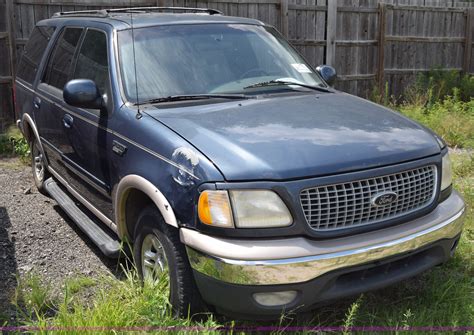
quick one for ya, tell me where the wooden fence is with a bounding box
[1,0,473,132]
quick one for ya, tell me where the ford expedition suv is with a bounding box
[15,7,465,319]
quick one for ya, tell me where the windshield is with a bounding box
[118,24,325,103]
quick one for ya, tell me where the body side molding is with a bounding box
[115,174,179,238]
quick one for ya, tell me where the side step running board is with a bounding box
[44,178,121,258]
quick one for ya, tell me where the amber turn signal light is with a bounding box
[198,190,234,228]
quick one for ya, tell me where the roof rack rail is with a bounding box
[52,9,108,18]
[53,7,223,18]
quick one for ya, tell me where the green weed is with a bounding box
[411,69,473,105]
[0,125,29,162]
[14,273,55,320]
[64,276,97,300]
[398,96,473,149]
[370,82,395,107]
[342,295,363,334]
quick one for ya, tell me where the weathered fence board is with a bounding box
[464,8,473,73]
[0,0,15,133]
[383,3,472,97]
[1,0,473,133]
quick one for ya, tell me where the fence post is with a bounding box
[377,3,386,92]
[280,0,289,38]
[6,0,16,77]
[326,0,337,66]
[463,8,473,74]
[6,0,16,123]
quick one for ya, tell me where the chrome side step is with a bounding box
[44,178,121,258]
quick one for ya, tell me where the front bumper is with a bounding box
[181,191,465,317]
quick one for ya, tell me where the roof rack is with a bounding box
[53,9,108,18]
[53,7,223,18]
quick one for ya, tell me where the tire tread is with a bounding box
[134,206,204,317]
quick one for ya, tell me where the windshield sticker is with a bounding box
[291,63,312,73]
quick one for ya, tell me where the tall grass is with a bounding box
[371,71,473,150]
[14,267,221,334]
[399,94,474,149]
[371,69,473,106]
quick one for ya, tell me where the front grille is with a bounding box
[300,165,437,231]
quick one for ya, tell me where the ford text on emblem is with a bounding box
[371,191,398,207]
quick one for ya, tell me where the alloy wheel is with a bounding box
[33,144,45,182]
[141,233,169,281]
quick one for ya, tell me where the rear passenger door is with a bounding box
[15,26,55,126]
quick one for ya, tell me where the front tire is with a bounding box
[134,206,203,317]
[30,138,49,194]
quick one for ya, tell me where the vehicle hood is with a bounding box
[145,93,440,181]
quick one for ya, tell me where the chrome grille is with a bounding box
[300,165,437,231]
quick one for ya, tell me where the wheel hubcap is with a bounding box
[141,234,168,281]
[34,146,44,182]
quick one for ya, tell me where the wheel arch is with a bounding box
[21,113,46,156]
[115,174,179,240]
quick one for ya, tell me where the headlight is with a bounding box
[229,190,292,228]
[441,152,453,191]
[197,190,292,228]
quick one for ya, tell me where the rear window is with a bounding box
[17,26,55,84]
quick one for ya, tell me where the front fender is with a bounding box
[115,174,178,239]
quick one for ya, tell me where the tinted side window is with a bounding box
[17,26,55,84]
[43,27,83,90]
[73,30,110,100]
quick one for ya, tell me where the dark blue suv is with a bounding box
[15,7,465,319]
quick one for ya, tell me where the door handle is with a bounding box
[33,97,41,109]
[63,114,74,129]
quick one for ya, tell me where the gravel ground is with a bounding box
[0,158,118,322]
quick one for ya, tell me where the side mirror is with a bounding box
[63,79,104,110]
[316,65,337,87]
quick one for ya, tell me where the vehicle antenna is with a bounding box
[130,3,142,119]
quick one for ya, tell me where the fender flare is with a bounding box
[21,113,46,157]
[115,174,178,239]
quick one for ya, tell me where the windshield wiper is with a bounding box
[244,80,331,93]
[137,94,254,105]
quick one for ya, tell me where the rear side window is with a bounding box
[42,27,83,90]
[73,29,111,100]
[17,26,55,84]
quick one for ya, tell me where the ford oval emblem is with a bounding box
[371,191,398,207]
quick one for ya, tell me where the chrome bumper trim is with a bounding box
[185,193,465,285]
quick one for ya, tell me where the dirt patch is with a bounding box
[0,158,118,322]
